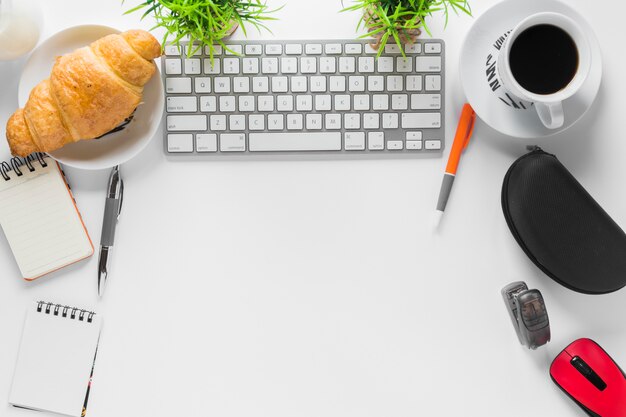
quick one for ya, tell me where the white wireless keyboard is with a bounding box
[162,40,445,157]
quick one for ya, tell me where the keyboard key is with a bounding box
[306,114,322,130]
[339,57,356,73]
[401,113,441,129]
[368,76,384,92]
[291,76,307,92]
[214,77,231,93]
[354,95,370,111]
[384,44,401,54]
[281,57,298,73]
[325,114,342,130]
[229,115,246,130]
[242,57,259,74]
[265,44,283,55]
[285,44,302,55]
[416,56,442,72]
[194,77,211,93]
[387,76,403,92]
[296,95,313,111]
[225,45,243,55]
[325,44,342,54]
[261,58,278,74]
[364,44,377,54]
[220,133,246,151]
[320,57,336,73]
[348,76,365,92]
[249,115,265,130]
[287,114,304,130]
[196,134,217,152]
[165,59,182,74]
[345,44,363,54]
[205,45,222,55]
[405,43,421,54]
[411,94,441,110]
[252,76,269,93]
[372,94,389,110]
[245,45,262,55]
[344,132,365,150]
[219,96,236,112]
[258,96,275,111]
[363,113,379,129]
[310,76,327,92]
[368,132,384,150]
[392,94,408,110]
[329,76,346,92]
[396,57,413,73]
[167,115,207,131]
[223,58,240,74]
[406,140,422,150]
[425,140,442,150]
[184,58,201,74]
[425,75,442,91]
[210,115,227,131]
[344,113,360,129]
[406,75,423,91]
[314,95,331,111]
[272,76,289,93]
[301,57,317,73]
[239,96,255,112]
[249,132,341,151]
[305,43,322,55]
[387,140,403,150]
[233,77,250,93]
[358,57,374,73]
[167,96,197,113]
[334,95,350,111]
[185,44,202,57]
[425,43,442,54]
[406,131,423,140]
[382,113,399,129]
[165,45,181,56]
[166,77,192,93]
[268,114,284,130]
[168,134,193,152]
[377,57,394,73]
[277,95,294,111]
[200,96,217,112]
[203,58,221,74]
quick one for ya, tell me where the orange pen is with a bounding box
[435,103,476,223]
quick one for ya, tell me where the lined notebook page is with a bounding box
[9,303,102,417]
[0,159,93,280]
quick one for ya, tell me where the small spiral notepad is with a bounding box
[0,154,93,280]
[9,301,102,417]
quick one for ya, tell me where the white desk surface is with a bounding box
[1,0,625,416]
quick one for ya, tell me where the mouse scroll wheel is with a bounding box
[571,356,608,391]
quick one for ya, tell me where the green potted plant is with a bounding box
[342,0,471,58]
[125,0,278,61]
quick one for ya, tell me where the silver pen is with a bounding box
[98,165,124,297]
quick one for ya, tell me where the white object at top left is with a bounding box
[0,0,43,60]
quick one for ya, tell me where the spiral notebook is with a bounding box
[9,301,102,417]
[0,154,93,280]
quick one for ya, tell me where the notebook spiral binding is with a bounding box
[36,301,95,323]
[1,153,48,181]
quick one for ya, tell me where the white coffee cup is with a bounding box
[498,12,591,129]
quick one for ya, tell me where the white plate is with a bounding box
[18,25,164,170]
[459,0,602,139]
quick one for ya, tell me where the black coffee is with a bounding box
[509,24,578,95]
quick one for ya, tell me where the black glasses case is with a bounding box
[501,148,626,294]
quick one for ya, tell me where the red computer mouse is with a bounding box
[550,338,626,417]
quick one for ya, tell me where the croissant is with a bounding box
[6,29,161,157]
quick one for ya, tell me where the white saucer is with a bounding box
[18,25,164,170]
[459,0,602,139]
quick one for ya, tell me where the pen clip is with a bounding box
[461,104,476,150]
[117,179,124,217]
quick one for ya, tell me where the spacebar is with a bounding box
[249,132,342,152]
